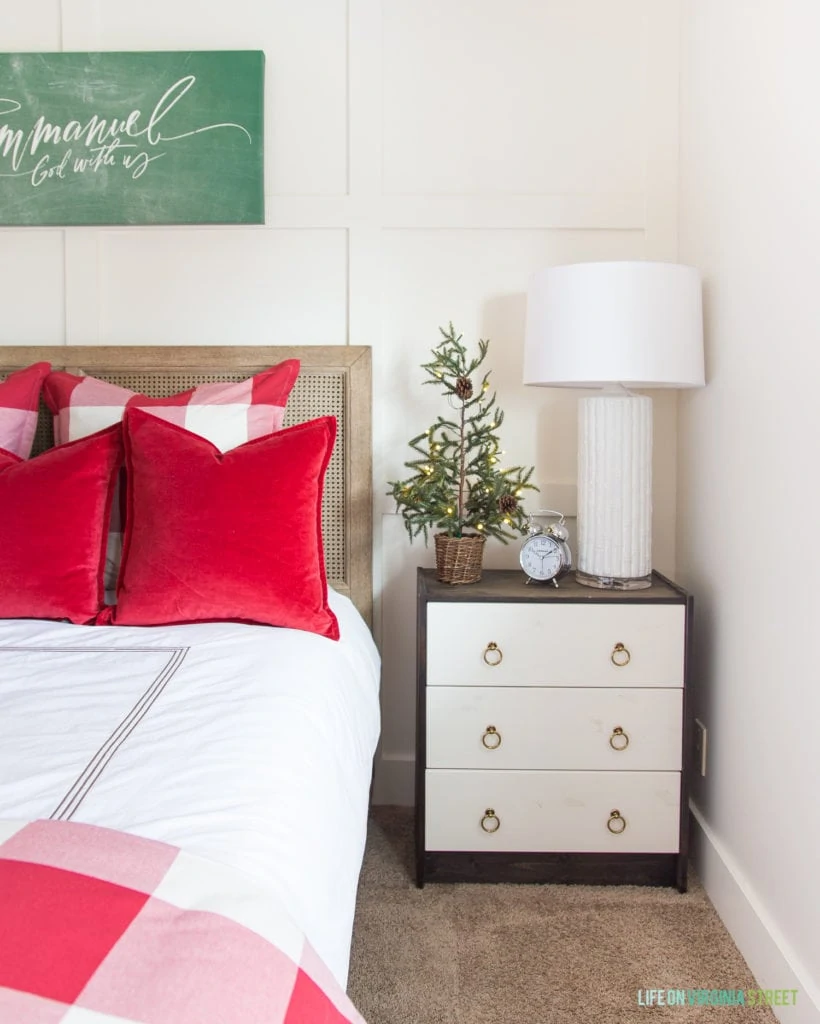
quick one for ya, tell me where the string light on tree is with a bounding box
[387,322,537,545]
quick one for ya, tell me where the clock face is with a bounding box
[520,534,563,581]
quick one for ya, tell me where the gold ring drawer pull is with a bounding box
[609,726,629,751]
[481,808,501,833]
[481,725,502,750]
[607,809,627,835]
[482,642,503,666]
[610,642,631,667]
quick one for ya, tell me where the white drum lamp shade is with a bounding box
[523,261,704,589]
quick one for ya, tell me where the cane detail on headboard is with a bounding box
[0,346,373,626]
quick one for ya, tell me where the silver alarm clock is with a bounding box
[519,509,572,586]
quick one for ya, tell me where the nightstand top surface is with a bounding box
[417,568,687,603]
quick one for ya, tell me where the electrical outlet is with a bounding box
[693,718,708,777]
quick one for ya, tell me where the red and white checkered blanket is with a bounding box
[0,819,366,1024]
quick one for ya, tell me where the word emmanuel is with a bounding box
[0,76,251,185]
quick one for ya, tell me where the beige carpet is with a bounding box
[348,807,776,1023]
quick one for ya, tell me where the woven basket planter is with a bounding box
[434,533,486,585]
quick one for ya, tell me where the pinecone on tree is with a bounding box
[498,493,519,515]
[387,323,537,543]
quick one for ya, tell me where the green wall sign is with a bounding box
[0,51,265,226]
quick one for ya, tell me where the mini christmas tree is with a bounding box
[388,323,537,543]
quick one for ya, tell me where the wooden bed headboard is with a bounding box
[0,346,373,626]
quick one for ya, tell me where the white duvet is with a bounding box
[0,590,380,986]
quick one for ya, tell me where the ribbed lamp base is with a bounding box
[577,393,653,590]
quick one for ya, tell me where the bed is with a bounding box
[0,346,378,1023]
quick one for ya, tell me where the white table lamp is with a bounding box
[523,260,704,589]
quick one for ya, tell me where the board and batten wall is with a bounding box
[2,0,682,806]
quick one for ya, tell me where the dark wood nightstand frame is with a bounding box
[415,568,693,891]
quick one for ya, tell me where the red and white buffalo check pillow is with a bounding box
[0,361,50,458]
[44,360,300,449]
[43,361,300,590]
[0,818,366,1024]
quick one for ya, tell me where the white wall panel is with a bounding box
[383,0,648,196]
[377,227,648,507]
[4,0,62,49]
[96,229,347,346]
[0,232,65,344]
[94,0,348,197]
[377,514,434,768]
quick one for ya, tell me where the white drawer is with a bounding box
[426,602,685,687]
[426,686,682,771]
[425,769,680,853]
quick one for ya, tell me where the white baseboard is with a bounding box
[690,802,819,1024]
[371,752,414,806]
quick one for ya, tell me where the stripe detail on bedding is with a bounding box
[50,646,189,820]
[0,646,188,820]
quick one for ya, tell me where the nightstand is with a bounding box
[415,568,692,891]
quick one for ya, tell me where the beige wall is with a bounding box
[678,2,820,1020]
[0,1,683,806]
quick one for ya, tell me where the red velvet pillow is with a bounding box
[104,408,339,639]
[0,425,123,624]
